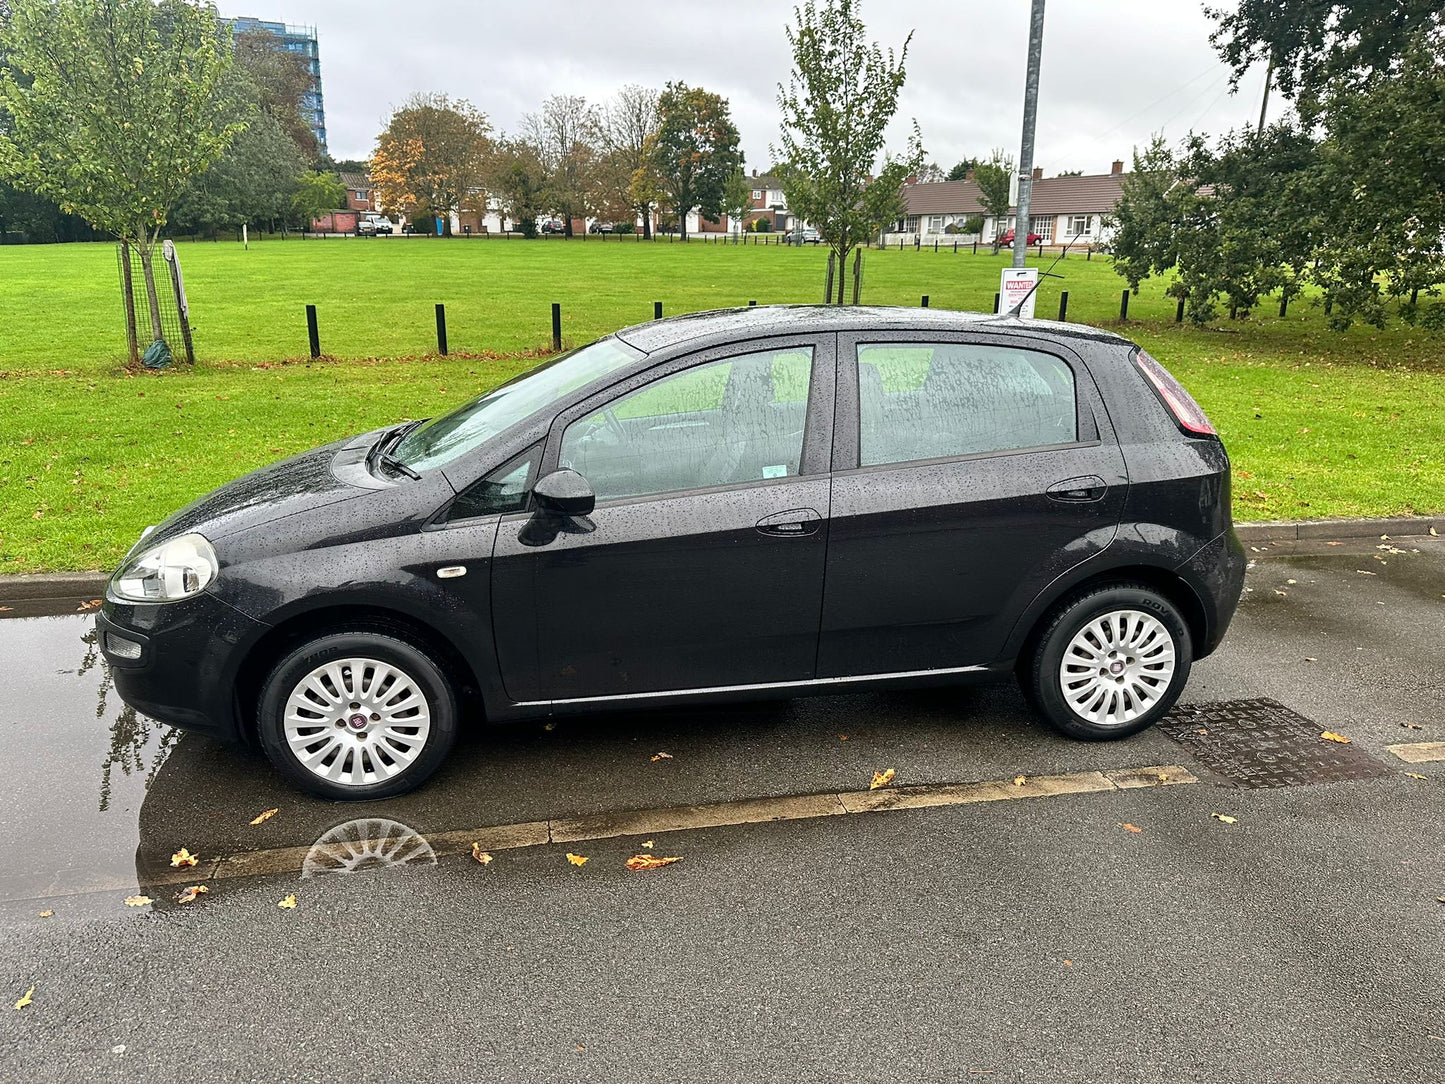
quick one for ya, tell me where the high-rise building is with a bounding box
[229,17,327,153]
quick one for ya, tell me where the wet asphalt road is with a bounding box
[0,537,1442,1082]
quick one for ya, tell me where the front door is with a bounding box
[491,336,835,703]
[818,331,1129,677]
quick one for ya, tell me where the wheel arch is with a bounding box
[234,604,484,743]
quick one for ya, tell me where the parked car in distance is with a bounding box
[996,229,1043,247]
[588,221,615,234]
[540,219,565,234]
[99,306,1245,800]
[357,214,394,236]
[790,227,822,245]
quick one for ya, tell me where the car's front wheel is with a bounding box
[1026,584,1192,740]
[257,632,458,800]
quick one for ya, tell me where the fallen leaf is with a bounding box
[838,734,848,741]
[170,847,199,868]
[1062,959,1073,967]
[641,840,654,849]
[1430,526,1439,536]
[1195,727,1209,735]
[1286,578,1297,585]
[471,843,493,865]
[870,768,896,790]
[123,895,153,908]
[1012,775,1027,786]
[1211,813,1237,824]
[650,752,673,762]
[174,885,209,904]
[1404,772,1427,780]
[626,854,682,871]
[1119,823,1143,833]
[1274,589,1288,597]
[566,853,588,867]
[277,894,297,910]
[1402,722,1423,729]
[14,985,33,1011]
[1304,657,1317,663]
[1355,569,1376,576]
[0,606,11,612]
[1320,731,1352,744]
[37,910,52,918]
[248,808,278,826]
[1326,541,1343,546]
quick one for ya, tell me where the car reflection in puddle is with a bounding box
[78,626,180,813]
[301,818,438,878]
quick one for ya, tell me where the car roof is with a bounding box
[613,304,1131,355]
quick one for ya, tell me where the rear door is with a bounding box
[490,335,835,703]
[819,331,1127,677]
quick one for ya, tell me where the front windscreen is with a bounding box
[391,337,644,472]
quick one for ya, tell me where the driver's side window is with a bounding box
[559,347,813,502]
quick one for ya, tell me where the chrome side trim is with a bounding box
[516,664,991,709]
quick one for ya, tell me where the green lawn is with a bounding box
[1,237,1442,573]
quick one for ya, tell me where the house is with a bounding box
[899,160,1129,246]
[339,171,374,213]
[698,170,796,234]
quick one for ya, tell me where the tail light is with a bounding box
[1132,349,1217,436]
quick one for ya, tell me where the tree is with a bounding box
[601,84,660,237]
[946,157,982,181]
[721,163,753,240]
[0,0,238,353]
[651,82,741,241]
[232,27,317,158]
[524,94,598,237]
[291,171,343,235]
[973,148,1013,252]
[371,93,491,236]
[489,137,547,238]
[174,110,306,236]
[773,0,923,302]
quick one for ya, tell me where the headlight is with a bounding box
[108,533,218,604]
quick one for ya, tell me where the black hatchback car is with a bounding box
[99,306,1245,800]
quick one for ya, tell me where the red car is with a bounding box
[996,229,1044,246]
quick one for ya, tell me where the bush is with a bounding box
[753,217,771,233]
[615,220,635,234]
[963,214,985,235]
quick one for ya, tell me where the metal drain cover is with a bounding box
[1159,698,1394,788]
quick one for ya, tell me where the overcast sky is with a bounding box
[218,0,1270,176]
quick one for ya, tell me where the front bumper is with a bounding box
[97,590,270,742]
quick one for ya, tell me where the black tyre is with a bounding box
[257,632,458,800]
[1026,583,1192,740]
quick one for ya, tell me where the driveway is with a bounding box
[0,535,1441,1082]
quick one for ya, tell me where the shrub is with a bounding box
[615,220,635,234]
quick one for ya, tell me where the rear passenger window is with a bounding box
[856,343,1077,467]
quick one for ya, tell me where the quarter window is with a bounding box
[560,347,813,502]
[450,445,539,519]
[855,343,1077,467]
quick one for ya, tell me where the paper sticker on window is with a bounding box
[762,464,788,479]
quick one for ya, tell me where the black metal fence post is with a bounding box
[551,303,562,351]
[1058,291,1069,322]
[1176,296,1186,324]
[306,304,321,358]
[748,300,757,306]
[654,301,663,320]
[972,240,978,255]
[435,303,448,355]
[993,292,1000,313]
[921,294,929,307]
[1119,291,1130,320]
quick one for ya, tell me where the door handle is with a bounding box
[756,508,822,537]
[1047,476,1108,503]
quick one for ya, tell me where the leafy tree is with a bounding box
[651,81,741,241]
[773,0,922,302]
[372,93,490,236]
[973,148,1013,252]
[174,109,306,236]
[1207,0,1442,100]
[291,170,343,235]
[489,137,547,238]
[914,162,946,183]
[0,0,239,353]
[601,83,660,238]
[946,157,981,181]
[524,94,598,237]
[721,163,753,240]
[232,27,316,157]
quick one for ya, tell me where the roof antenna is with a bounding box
[1006,231,1087,318]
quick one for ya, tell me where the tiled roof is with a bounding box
[749,173,785,190]
[339,171,371,190]
[901,172,1128,217]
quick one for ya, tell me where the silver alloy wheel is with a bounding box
[301,818,437,879]
[282,657,432,786]
[1058,609,1177,726]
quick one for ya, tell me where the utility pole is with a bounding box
[1013,0,1047,269]
[1257,55,1274,135]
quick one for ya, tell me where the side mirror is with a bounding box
[519,469,596,547]
[532,469,596,517]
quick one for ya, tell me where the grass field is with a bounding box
[1,236,1443,573]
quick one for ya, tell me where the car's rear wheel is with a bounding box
[257,632,458,800]
[1026,584,1192,740]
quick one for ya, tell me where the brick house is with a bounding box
[340,171,374,213]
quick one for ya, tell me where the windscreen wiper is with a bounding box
[366,420,424,480]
